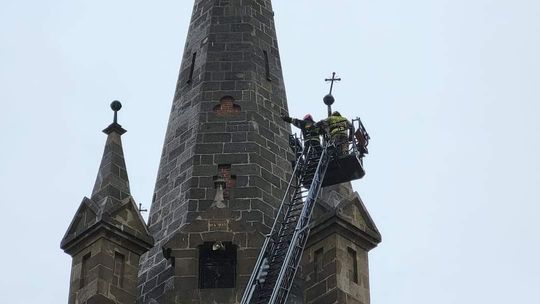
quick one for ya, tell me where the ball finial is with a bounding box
[111,100,122,112]
[323,94,335,106]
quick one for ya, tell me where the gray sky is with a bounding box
[1,0,539,303]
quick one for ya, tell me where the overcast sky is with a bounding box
[1,0,539,303]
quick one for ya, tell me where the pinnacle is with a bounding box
[90,101,130,203]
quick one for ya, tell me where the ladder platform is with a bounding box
[322,152,365,187]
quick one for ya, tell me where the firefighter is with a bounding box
[281,113,322,154]
[318,111,353,156]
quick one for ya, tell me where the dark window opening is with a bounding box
[187,52,197,84]
[348,247,358,284]
[199,241,237,289]
[314,248,324,281]
[263,50,271,81]
[80,252,91,289]
[113,252,125,288]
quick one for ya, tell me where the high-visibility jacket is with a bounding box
[292,119,321,144]
[326,115,351,137]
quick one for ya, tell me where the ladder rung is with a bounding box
[288,206,304,213]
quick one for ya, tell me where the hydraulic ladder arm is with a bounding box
[241,142,333,304]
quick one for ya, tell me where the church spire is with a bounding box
[137,0,294,302]
[90,100,130,203]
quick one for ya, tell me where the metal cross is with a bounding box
[325,72,341,95]
[138,203,148,213]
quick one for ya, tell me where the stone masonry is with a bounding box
[301,183,381,304]
[61,113,154,304]
[137,0,293,302]
[62,1,382,303]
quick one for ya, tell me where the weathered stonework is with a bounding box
[137,0,293,302]
[61,121,154,304]
[63,1,382,303]
[302,183,381,304]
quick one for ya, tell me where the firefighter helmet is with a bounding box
[303,114,314,121]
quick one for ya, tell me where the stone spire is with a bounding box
[137,0,293,302]
[61,102,153,304]
[90,100,130,205]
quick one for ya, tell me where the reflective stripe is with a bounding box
[329,117,349,136]
[330,126,347,134]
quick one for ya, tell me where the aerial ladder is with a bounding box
[241,118,369,304]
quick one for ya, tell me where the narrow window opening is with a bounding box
[80,252,91,289]
[314,248,324,281]
[187,52,197,84]
[348,247,359,284]
[263,50,271,81]
[199,241,237,289]
[217,164,236,198]
[114,252,126,288]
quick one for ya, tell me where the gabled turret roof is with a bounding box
[60,102,153,255]
[309,182,381,250]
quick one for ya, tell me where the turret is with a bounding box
[61,101,154,304]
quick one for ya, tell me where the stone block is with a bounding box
[174,258,198,276]
[232,187,262,199]
[232,232,247,247]
[203,133,232,143]
[232,132,248,142]
[311,288,338,304]
[192,165,218,177]
[188,188,206,199]
[188,234,203,248]
[194,143,224,154]
[200,155,214,165]
[201,231,234,242]
[306,279,327,301]
[248,175,272,193]
[201,122,227,132]
[231,163,259,175]
[241,210,263,222]
[182,220,209,233]
[223,142,259,153]
[109,284,136,303]
[214,153,248,164]
[235,175,249,187]
[261,168,281,187]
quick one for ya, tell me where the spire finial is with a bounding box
[103,100,126,135]
[111,100,122,123]
[324,72,341,117]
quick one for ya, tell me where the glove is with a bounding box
[281,114,292,123]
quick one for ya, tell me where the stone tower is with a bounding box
[136,0,293,303]
[301,183,381,304]
[61,1,382,303]
[61,103,154,304]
